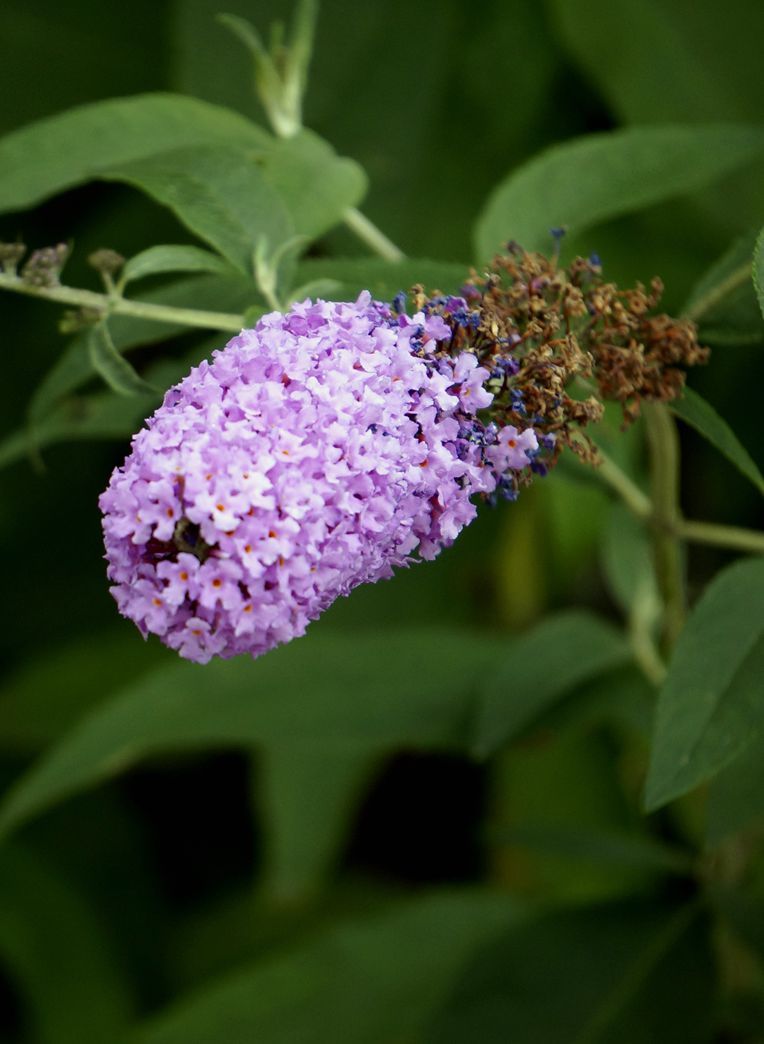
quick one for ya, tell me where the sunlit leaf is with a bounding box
[475,124,764,260]
[121,245,235,285]
[0,93,271,213]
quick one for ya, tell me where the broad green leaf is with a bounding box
[474,124,764,260]
[472,612,630,757]
[0,628,506,840]
[426,899,713,1043]
[87,322,157,396]
[683,228,763,344]
[670,387,764,496]
[0,631,165,754]
[262,131,367,241]
[291,257,468,305]
[100,144,294,273]
[133,890,524,1044]
[122,245,235,285]
[706,734,764,844]
[0,843,133,1044]
[753,225,764,321]
[256,745,380,902]
[0,93,271,213]
[644,556,764,811]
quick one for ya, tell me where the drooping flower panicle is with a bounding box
[100,246,708,664]
[100,293,537,663]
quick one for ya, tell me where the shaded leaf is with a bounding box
[0,631,166,755]
[0,388,159,470]
[474,124,764,260]
[753,225,764,321]
[472,612,630,757]
[87,322,157,396]
[547,0,764,125]
[706,733,764,844]
[0,843,133,1044]
[426,899,713,1043]
[670,387,764,496]
[256,745,380,902]
[644,557,764,811]
[133,890,524,1044]
[0,628,506,840]
[683,228,762,344]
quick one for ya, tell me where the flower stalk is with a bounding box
[0,270,244,332]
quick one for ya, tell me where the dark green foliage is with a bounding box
[1,2,764,1042]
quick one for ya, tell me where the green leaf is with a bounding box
[670,386,764,496]
[426,899,713,1043]
[753,225,764,321]
[547,0,764,127]
[121,244,235,285]
[0,843,133,1044]
[257,745,379,902]
[87,322,157,396]
[133,890,524,1044]
[644,556,764,811]
[100,144,294,274]
[0,628,506,840]
[474,124,764,260]
[472,612,630,757]
[0,92,271,214]
[683,228,763,344]
[706,734,764,844]
[601,504,659,618]
[261,131,367,241]
[0,631,166,755]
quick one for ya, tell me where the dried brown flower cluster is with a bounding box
[416,243,709,469]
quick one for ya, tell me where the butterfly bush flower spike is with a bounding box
[100,247,708,663]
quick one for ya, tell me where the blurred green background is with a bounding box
[1,1,764,1041]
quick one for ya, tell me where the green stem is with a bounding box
[678,519,764,556]
[684,261,752,323]
[644,404,686,651]
[0,272,243,332]
[594,448,653,519]
[342,208,405,262]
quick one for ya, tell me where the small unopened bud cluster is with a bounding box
[88,249,125,280]
[20,243,69,287]
[0,241,26,276]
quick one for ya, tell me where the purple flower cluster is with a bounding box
[100,294,538,663]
